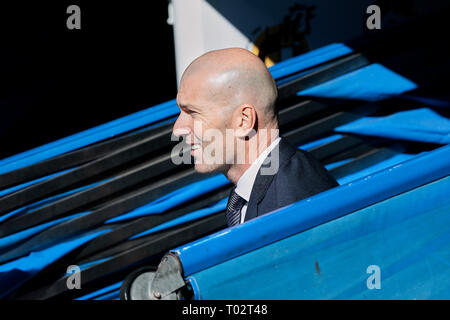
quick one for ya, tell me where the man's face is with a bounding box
[173,74,234,173]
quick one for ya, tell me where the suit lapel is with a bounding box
[244,169,275,222]
[244,137,296,222]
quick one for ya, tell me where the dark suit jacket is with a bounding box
[244,137,339,222]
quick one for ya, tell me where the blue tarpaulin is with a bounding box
[297,63,418,101]
[335,108,450,144]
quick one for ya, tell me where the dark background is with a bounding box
[1,1,449,161]
[0,1,177,159]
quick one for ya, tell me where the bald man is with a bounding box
[173,48,338,227]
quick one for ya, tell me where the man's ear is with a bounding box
[234,104,257,139]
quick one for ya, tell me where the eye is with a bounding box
[179,109,191,117]
[186,109,199,118]
[181,106,194,115]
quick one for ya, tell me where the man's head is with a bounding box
[173,48,278,179]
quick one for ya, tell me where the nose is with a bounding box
[172,111,192,141]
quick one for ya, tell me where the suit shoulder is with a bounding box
[274,147,339,198]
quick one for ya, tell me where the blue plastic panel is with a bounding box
[0,168,74,198]
[0,210,91,251]
[173,143,450,277]
[401,95,450,109]
[129,197,228,240]
[335,108,450,144]
[0,100,179,174]
[0,229,110,298]
[297,63,418,101]
[269,43,353,79]
[0,176,111,224]
[106,174,229,223]
[75,281,122,300]
[298,134,343,151]
[187,175,450,299]
[336,150,424,185]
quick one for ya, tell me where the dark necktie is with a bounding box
[226,188,246,227]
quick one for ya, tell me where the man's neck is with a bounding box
[225,128,279,185]
[226,163,251,186]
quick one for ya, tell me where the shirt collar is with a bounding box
[235,137,281,202]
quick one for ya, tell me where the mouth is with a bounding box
[190,144,201,157]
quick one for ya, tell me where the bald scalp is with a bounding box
[181,48,278,127]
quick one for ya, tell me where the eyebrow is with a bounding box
[178,103,198,113]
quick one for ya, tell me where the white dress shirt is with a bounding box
[234,137,281,224]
